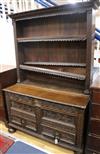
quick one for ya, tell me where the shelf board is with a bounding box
[17,36,87,43]
[20,64,86,80]
[24,62,86,67]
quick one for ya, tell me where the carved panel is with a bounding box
[41,118,75,134]
[6,92,35,106]
[60,131,76,145]
[43,110,75,125]
[11,115,37,131]
[25,120,37,131]
[10,108,36,122]
[5,92,37,132]
[41,126,75,145]
[11,101,35,113]
[41,100,79,116]
[11,115,21,125]
[6,92,80,116]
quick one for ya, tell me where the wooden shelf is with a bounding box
[20,65,86,80]
[24,62,86,67]
[17,36,87,43]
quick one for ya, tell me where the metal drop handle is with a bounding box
[55,138,59,144]
[54,132,59,144]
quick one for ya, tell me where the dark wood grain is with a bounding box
[87,135,100,153]
[3,88,88,154]
[86,74,100,154]
[90,119,100,136]
[92,89,100,104]
[3,83,89,108]
[3,2,98,154]
[91,104,100,119]
[13,2,96,93]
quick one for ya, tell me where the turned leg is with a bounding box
[8,127,16,133]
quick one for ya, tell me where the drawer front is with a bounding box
[90,119,100,136]
[10,107,36,122]
[41,99,80,116]
[87,135,100,152]
[11,115,37,131]
[92,90,100,104]
[5,92,38,107]
[10,107,37,131]
[41,125,75,145]
[42,109,76,133]
[5,92,42,114]
[91,104,100,119]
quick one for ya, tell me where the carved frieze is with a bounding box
[41,100,79,115]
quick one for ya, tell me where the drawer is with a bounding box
[92,90,100,104]
[11,115,37,131]
[10,108,36,131]
[41,110,76,134]
[41,117,75,134]
[90,119,100,136]
[43,109,76,126]
[41,125,75,145]
[91,104,100,119]
[41,100,79,116]
[87,135,100,152]
[5,92,42,113]
[10,107,36,122]
[5,92,41,107]
[10,100,36,115]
